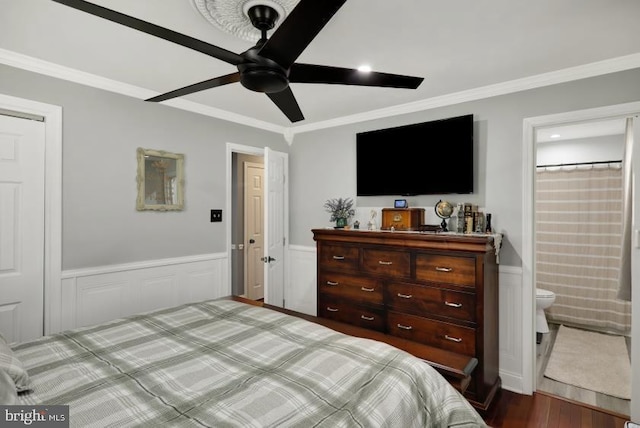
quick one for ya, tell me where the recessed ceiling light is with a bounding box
[550,134,561,138]
[357,64,372,73]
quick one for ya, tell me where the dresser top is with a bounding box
[312,228,499,254]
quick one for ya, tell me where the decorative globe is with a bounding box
[435,200,454,231]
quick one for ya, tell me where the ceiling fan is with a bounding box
[52,0,424,122]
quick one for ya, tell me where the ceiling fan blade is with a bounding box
[52,0,243,66]
[266,88,304,122]
[146,73,240,102]
[289,64,424,89]
[258,0,347,69]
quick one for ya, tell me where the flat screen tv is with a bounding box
[356,114,474,196]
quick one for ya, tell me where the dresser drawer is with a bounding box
[319,244,359,271]
[387,311,476,356]
[318,297,385,332]
[386,282,476,322]
[415,254,476,287]
[361,248,410,277]
[318,272,383,305]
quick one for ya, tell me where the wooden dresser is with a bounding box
[312,228,500,410]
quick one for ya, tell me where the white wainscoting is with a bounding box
[59,253,228,331]
[287,245,525,393]
[286,245,317,316]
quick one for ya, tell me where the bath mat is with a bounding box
[544,325,630,399]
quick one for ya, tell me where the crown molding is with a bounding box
[1,48,639,140]
[288,53,640,136]
[0,48,286,135]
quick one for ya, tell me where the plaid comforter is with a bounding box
[15,300,486,427]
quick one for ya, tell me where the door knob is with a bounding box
[261,256,276,263]
[249,238,255,244]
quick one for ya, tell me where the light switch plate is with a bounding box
[210,209,222,222]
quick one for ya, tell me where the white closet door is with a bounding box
[0,114,45,343]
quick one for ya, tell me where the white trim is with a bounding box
[60,253,229,330]
[0,93,62,336]
[2,48,639,137]
[0,48,285,135]
[286,53,640,135]
[522,101,640,396]
[61,253,227,279]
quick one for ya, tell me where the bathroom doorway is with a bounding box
[533,118,631,415]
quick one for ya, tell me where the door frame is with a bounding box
[227,143,290,305]
[522,101,640,401]
[0,93,62,336]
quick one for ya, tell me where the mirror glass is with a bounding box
[136,148,184,211]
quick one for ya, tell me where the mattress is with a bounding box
[13,299,487,427]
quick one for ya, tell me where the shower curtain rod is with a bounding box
[536,159,622,168]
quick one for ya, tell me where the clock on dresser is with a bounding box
[381,208,425,230]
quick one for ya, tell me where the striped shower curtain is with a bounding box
[536,165,632,334]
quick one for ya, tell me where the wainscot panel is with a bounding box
[287,245,524,393]
[60,253,229,331]
[286,245,317,316]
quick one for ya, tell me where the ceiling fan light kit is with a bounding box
[52,0,424,123]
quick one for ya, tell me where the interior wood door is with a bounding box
[264,148,288,307]
[0,114,45,343]
[244,162,264,300]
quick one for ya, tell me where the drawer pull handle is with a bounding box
[397,324,413,330]
[444,301,462,308]
[397,293,413,299]
[435,266,453,272]
[361,315,374,321]
[361,287,375,292]
[326,281,339,286]
[326,307,339,312]
[445,334,462,343]
[332,255,345,260]
[378,260,393,265]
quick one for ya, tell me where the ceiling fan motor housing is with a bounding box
[238,47,290,93]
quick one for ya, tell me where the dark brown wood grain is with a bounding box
[482,389,629,427]
[312,228,500,410]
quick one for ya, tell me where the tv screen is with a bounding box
[356,114,474,196]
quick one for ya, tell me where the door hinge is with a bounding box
[283,237,286,246]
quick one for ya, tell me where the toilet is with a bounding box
[536,288,556,335]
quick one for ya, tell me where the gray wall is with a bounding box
[288,68,640,267]
[0,64,288,270]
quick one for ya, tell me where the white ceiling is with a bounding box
[2,0,640,131]
[537,118,627,143]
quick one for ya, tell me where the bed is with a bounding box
[4,299,487,427]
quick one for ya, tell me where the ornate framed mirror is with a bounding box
[136,148,184,211]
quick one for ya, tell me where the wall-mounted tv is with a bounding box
[356,114,474,196]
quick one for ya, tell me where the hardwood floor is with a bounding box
[482,389,630,427]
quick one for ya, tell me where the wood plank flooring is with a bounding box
[483,389,630,427]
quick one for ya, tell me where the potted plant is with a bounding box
[324,197,355,228]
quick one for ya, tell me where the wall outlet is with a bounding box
[210,209,222,222]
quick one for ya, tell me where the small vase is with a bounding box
[335,218,347,229]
